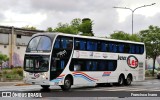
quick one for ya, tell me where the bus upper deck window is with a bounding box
[101,42,106,52]
[61,38,67,49]
[54,38,60,48]
[119,44,124,53]
[80,40,86,50]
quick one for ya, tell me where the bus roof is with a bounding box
[33,32,144,45]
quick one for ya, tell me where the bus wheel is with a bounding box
[61,77,72,91]
[41,85,50,89]
[125,75,132,86]
[117,75,124,86]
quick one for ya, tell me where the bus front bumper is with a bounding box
[23,78,50,85]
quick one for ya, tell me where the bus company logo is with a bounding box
[127,55,138,68]
[57,50,67,57]
[34,73,40,78]
[118,55,127,60]
[102,72,111,76]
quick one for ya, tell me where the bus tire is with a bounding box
[60,77,72,91]
[117,75,124,86]
[125,75,132,86]
[41,85,50,89]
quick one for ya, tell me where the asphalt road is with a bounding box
[0,79,160,100]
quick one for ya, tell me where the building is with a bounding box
[0,25,44,67]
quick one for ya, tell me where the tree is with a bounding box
[22,25,37,30]
[70,18,81,29]
[79,18,94,36]
[46,27,53,32]
[110,31,141,42]
[0,53,9,65]
[53,18,94,36]
[140,25,160,76]
[53,22,78,34]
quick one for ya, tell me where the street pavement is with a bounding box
[0,79,160,100]
[0,78,160,91]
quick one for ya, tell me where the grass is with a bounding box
[0,67,23,81]
[145,69,157,77]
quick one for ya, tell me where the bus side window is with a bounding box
[92,41,97,51]
[87,40,92,51]
[92,61,97,71]
[75,39,80,50]
[61,38,67,49]
[119,44,124,53]
[54,37,60,48]
[113,44,117,52]
[108,61,114,71]
[136,45,140,54]
[60,60,65,69]
[140,46,144,54]
[67,38,73,49]
[130,44,135,54]
[108,61,117,71]
[80,40,86,50]
[98,61,106,71]
[97,41,101,51]
[51,58,57,71]
[101,42,106,52]
[109,43,113,52]
[74,64,81,71]
[86,61,91,71]
[124,44,130,53]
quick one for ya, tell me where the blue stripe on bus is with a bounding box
[74,74,95,82]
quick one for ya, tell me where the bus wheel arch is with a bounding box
[41,85,50,89]
[60,74,73,91]
[117,73,125,86]
[125,73,132,86]
[65,74,73,85]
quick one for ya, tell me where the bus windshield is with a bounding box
[26,36,52,52]
[24,55,49,72]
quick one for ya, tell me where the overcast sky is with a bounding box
[0,0,160,36]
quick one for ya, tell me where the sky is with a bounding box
[0,0,160,36]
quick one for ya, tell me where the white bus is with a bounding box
[23,32,146,91]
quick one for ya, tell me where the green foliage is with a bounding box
[145,70,157,77]
[1,67,23,80]
[140,25,160,76]
[22,25,37,30]
[110,31,141,42]
[46,27,53,32]
[0,53,9,65]
[53,22,79,34]
[140,25,160,58]
[79,18,94,36]
[50,18,94,36]
[2,70,7,75]
[16,68,23,76]
[145,70,151,77]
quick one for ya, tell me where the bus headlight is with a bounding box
[42,73,48,80]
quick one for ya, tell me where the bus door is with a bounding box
[50,36,73,80]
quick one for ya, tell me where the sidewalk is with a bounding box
[145,77,157,80]
[0,81,30,87]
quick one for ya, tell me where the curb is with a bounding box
[145,77,157,80]
[14,83,31,86]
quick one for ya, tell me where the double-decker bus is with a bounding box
[23,32,145,91]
